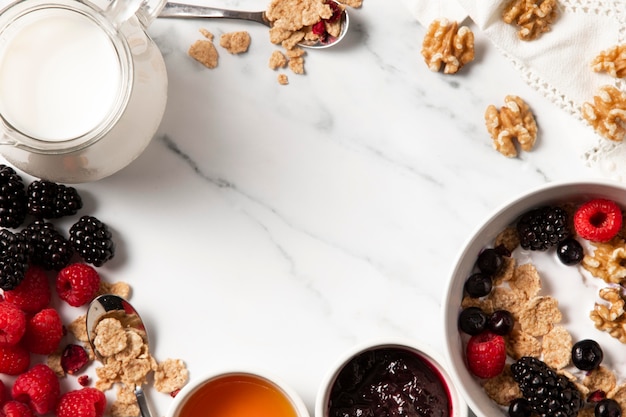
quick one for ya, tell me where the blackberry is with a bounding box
[511,357,584,417]
[27,180,82,219]
[0,229,30,290]
[517,206,570,251]
[22,220,73,270]
[0,165,27,228]
[69,216,115,266]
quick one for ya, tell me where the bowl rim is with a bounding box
[314,337,469,417]
[165,367,311,417]
[442,178,626,417]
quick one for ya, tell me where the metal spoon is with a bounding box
[158,0,349,49]
[87,294,153,417]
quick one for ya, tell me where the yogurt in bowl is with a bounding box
[443,180,626,417]
[316,339,468,417]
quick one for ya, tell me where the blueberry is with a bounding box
[476,248,503,276]
[458,307,487,335]
[488,310,514,335]
[595,398,622,417]
[572,339,603,371]
[508,398,532,417]
[464,272,492,298]
[557,238,584,266]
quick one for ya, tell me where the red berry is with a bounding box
[56,388,106,417]
[574,199,623,242]
[0,303,26,346]
[0,345,30,375]
[312,20,326,36]
[465,331,506,379]
[56,263,101,307]
[11,364,60,414]
[3,266,50,314]
[22,308,63,355]
[1,400,35,417]
[61,344,89,375]
[77,375,90,387]
[1,401,35,417]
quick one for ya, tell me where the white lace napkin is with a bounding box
[401,0,626,180]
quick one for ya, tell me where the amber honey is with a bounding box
[178,374,300,417]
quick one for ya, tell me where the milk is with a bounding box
[0,8,122,141]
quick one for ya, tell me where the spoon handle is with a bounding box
[159,3,268,26]
[135,385,153,417]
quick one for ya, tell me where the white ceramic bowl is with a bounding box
[442,180,626,417]
[315,339,468,417]
[166,368,310,417]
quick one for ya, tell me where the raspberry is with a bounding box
[1,401,35,417]
[574,198,623,242]
[22,308,63,355]
[26,180,82,219]
[12,364,60,414]
[56,263,100,307]
[3,266,51,313]
[0,344,30,375]
[56,388,106,417]
[312,20,326,36]
[0,302,26,346]
[465,331,506,378]
[61,344,89,375]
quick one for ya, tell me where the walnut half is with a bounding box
[582,85,626,142]
[502,0,559,41]
[421,18,474,75]
[485,95,538,158]
[592,44,626,79]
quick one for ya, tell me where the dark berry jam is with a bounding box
[328,347,452,417]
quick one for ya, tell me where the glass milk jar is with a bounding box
[0,0,168,183]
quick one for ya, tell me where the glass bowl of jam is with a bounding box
[315,339,468,417]
[166,369,310,417]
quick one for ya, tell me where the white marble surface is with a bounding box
[1,0,620,416]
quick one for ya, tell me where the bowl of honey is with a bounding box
[166,369,310,417]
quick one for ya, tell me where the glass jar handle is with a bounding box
[105,0,167,27]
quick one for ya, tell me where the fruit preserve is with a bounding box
[177,373,299,417]
[328,347,452,417]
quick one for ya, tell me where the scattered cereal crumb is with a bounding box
[461,295,494,314]
[154,359,190,393]
[492,256,516,286]
[495,227,520,253]
[609,384,626,411]
[277,74,289,85]
[269,50,288,70]
[67,314,89,342]
[519,296,561,336]
[46,350,64,377]
[220,31,251,54]
[489,287,527,318]
[583,365,617,393]
[199,28,213,40]
[188,39,219,69]
[339,0,361,7]
[98,281,131,299]
[482,365,521,405]
[506,327,541,359]
[93,318,128,357]
[541,326,572,370]
[509,263,541,299]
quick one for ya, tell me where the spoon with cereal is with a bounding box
[87,294,154,417]
[159,0,349,49]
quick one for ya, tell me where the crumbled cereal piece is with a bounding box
[421,18,474,74]
[492,256,516,286]
[266,0,332,49]
[581,85,626,142]
[94,318,128,357]
[111,386,140,417]
[582,238,626,283]
[482,365,521,405]
[199,28,213,40]
[592,44,626,78]
[68,314,89,342]
[154,359,189,393]
[489,287,528,319]
[277,74,289,85]
[269,50,288,69]
[502,0,559,41]
[485,95,538,158]
[339,0,361,6]
[461,295,494,314]
[288,56,305,74]
[98,281,131,300]
[609,384,626,411]
[495,226,520,253]
[506,327,541,359]
[509,263,541,299]
[220,31,251,54]
[188,36,219,69]
[47,351,65,377]
[518,296,561,336]
[583,366,617,394]
[541,326,572,370]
